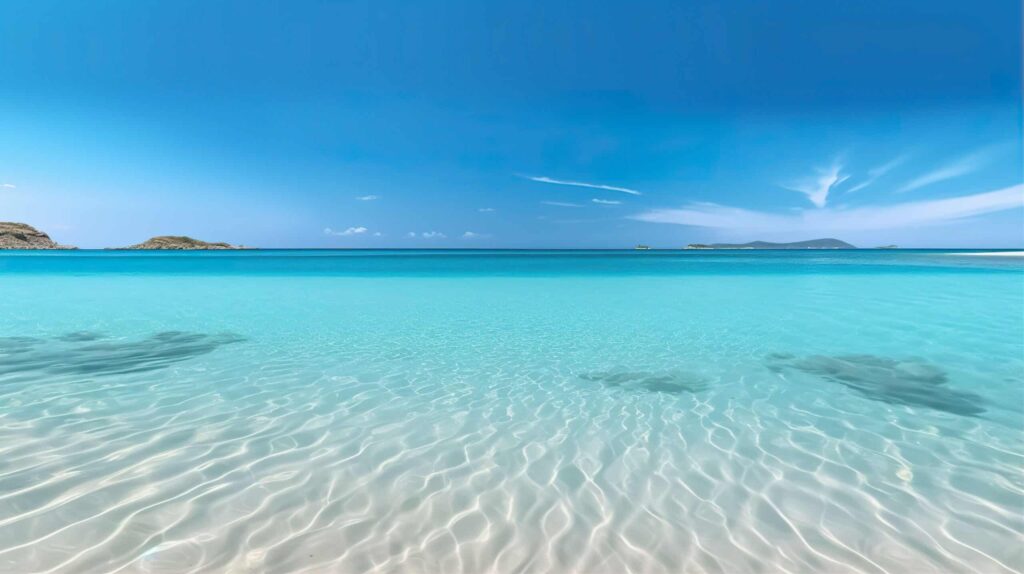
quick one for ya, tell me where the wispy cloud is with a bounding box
[478,207,496,213]
[783,163,848,208]
[525,176,641,196]
[461,231,490,239]
[355,195,378,201]
[631,184,1024,233]
[421,231,446,239]
[541,200,584,208]
[592,198,622,205]
[324,226,368,236]
[1,183,14,189]
[847,156,908,193]
[897,149,993,193]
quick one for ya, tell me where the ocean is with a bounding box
[0,250,1021,573]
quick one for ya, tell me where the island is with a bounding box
[684,238,855,250]
[118,236,244,250]
[0,222,76,249]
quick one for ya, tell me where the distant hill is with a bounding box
[685,238,855,250]
[119,236,242,250]
[0,222,76,249]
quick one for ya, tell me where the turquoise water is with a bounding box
[0,250,1021,573]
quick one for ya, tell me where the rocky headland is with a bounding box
[0,222,76,249]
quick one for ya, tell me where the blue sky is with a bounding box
[0,0,1021,248]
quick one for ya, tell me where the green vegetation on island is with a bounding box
[120,236,244,250]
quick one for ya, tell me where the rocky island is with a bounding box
[685,238,855,250]
[120,236,244,250]
[0,222,76,249]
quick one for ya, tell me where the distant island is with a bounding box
[119,236,244,250]
[0,223,249,250]
[685,238,856,250]
[0,222,76,249]
[0,226,875,252]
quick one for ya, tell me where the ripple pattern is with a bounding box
[0,259,1021,573]
[1,342,1021,573]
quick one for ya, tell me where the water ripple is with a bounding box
[0,341,1019,573]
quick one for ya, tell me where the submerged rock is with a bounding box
[767,353,985,416]
[119,236,244,250]
[0,222,76,249]
[580,369,710,394]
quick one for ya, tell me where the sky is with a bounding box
[0,0,1021,248]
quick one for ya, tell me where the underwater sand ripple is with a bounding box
[0,332,1021,573]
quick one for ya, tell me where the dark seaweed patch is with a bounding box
[580,369,710,394]
[0,337,43,355]
[768,353,985,416]
[0,331,245,377]
[55,331,106,342]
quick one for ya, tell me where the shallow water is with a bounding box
[0,250,1022,573]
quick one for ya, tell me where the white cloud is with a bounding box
[631,184,1024,233]
[592,198,622,205]
[541,201,583,208]
[525,176,641,196]
[461,231,490,239]
[783,163,848,208]
[355,195,379,201]
[847,155,908,193]
[407,232,417,238]
[478,207,496,213]
[324,226,368,236]
[1,183,14,189]
[421,231,446,239]
[373,232,382,237]
[897,149,993,193]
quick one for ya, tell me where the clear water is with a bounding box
[0,250,1021,573]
